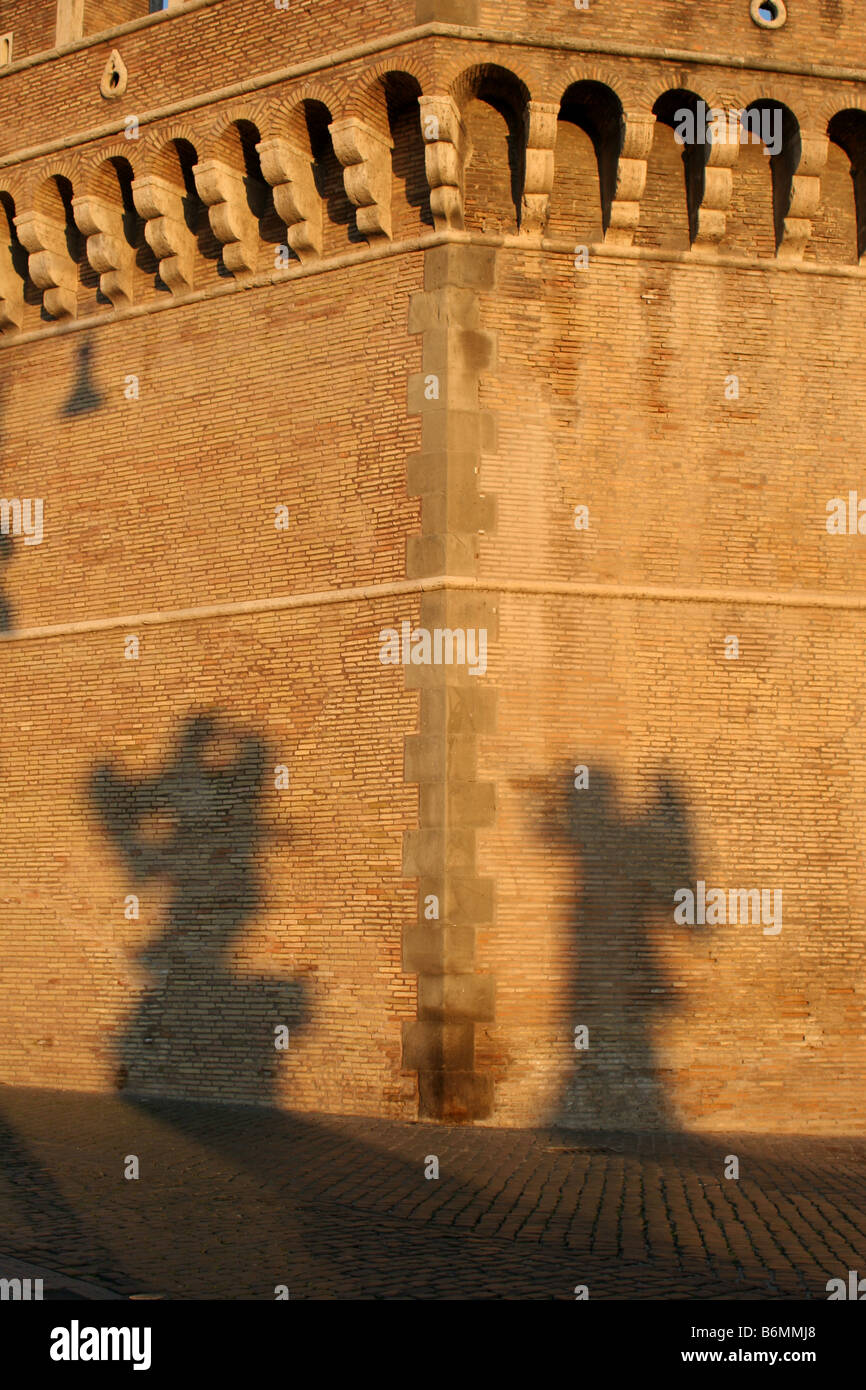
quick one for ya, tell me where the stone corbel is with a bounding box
[72,194,135,307]
[193,159,260,276]
[777,131,828,261]
[13,210,77,320]
[605,112,656,246]
[418,94,466,232]
[690,118,740,250]
[0,240,23,333]
[521,101,558,236]
[328,117,393,244]
[256,135,322,263]
[131,174,196,294]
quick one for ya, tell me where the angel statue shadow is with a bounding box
[521,761,701,1134]
[89,711,309,1104]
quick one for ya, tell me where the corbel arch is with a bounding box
[202,99,271,158]
[360,56,432,103]
[450,61,532,113]
[726,99,813,259]
[451,64,531,235]
[637,89,710,252]
[15,170,84,320]
[548,79,625,244]
[79,140,144,191]
[139,117,203,165]
[193,115,279,277]
[814,108,866,265]
[557,62,634,113]
[132,133,212,295]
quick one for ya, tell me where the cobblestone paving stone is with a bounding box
[0,1085,863,1300]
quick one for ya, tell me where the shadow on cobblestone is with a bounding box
[0,1098,128,1287]
[1,1086,863,1299]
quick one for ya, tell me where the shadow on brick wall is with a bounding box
[0,376,13,632]
[0,531,12,632]
[61,339,105,418]
[530,762,701,1132]
[89,710,309,1104]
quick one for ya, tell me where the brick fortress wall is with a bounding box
[0,0,864,1131]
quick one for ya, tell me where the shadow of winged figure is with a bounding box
[524,762,699,1132]
[90,711,309,1103]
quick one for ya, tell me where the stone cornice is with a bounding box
[1,230,862,352]
[3,575,866,650]
[2,23,866,173]
[6,16,866,88]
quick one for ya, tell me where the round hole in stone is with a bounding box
[751,0,786,27]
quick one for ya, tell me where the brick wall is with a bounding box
[0,1,56,60]
[475,0,866,70]
[0,606,421,1113]
[0,0,864,1131]
[0,255,425,1117]
[472,245,866,1128]
[86,1,147,37]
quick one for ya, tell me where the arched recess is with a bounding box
[636,90,704,251]
[33,175,86,319]
[334,70,430,242]
[85,155,157,305]
[0,192,39,334]
[547,81,622,244]
[298,100,360,252]
[726,100,799,258]
[151,137,220,290]
[458,66,529,235]
[382,72,431,237]
[200,119,283,275]
[814,109,866,264]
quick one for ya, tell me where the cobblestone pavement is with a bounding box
[0,1085,863,1300]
